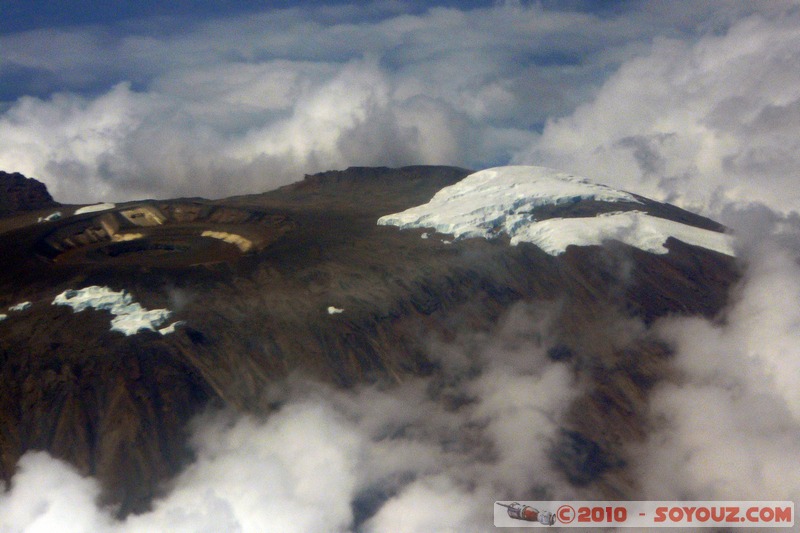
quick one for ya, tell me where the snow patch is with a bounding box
[37,212,61,223]
[9,301,31,312]
[379,166,734,256]
[158,321,185,335]
[111,233,144,242]
[201,230,253,252]
[0,314,6,322]
[52,286,176,336]
[327,306,345,315]
[74,203,115,215]
[512,211,735,256]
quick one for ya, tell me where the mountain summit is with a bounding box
[379,166,734,256]
[0,165,737,516]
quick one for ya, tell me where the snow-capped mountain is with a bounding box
[379,166,734,256]
[0,165,738,517]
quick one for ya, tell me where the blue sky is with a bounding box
[1,1,627,31]
[0,1,525,34]
[1,0,300,33]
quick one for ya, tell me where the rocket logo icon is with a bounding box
[496,502,556,525]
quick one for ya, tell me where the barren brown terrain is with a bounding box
[0,167,738,515]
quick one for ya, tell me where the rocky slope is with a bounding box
[0,171,58,218]
[0,166,738,515]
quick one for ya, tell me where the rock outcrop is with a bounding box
[0,171,58,217]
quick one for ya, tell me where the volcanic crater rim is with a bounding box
[34,201,296,267]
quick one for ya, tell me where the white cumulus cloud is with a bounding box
[517,9,800,215]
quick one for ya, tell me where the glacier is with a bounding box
[74,203,116,215]
[378,166,735,257]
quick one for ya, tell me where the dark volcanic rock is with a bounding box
[0,165,739,514]
[0,171,58,217]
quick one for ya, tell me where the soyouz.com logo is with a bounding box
[493,501,795,528]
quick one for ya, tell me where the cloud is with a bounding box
[2,2,777,202]
[0,57,480,202]
[632,237,800,502]
[0,452,112,533]
[122,403,364,533]
[0,84,151,201]
[361,475,487,533]
[0,403,365,533]
[517,7,800,215]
